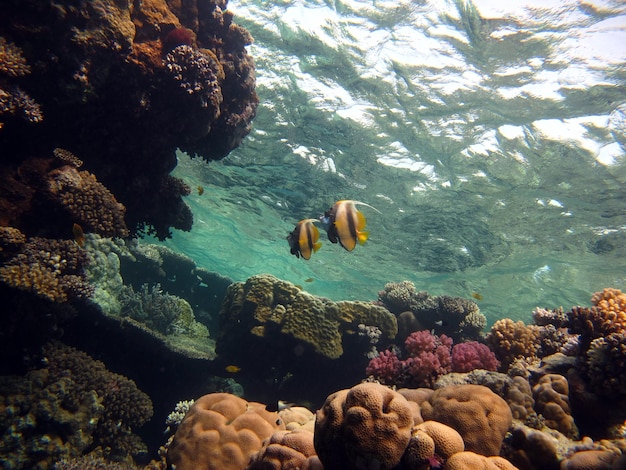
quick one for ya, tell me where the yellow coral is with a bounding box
[591,288,626,332]
[0,37,31,77]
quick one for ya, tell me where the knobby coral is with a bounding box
[486,319,540,371]
[0,236,93,302]
[314,383,414,470]
[42,342,153,460]
[167,393,285,470]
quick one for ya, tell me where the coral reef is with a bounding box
[0,236,93,303]
[420,384,513,456]
[0,0,257,239]
[532,374,578,438]
[451,341,500,373]
[217,273,396,355]
[378,281,486,342]
[246,429,322,470]
[42,341,153,461]
[486,319,540,371]
[314,383,414,470]
[0,341,152,468]
[167,393,285,470]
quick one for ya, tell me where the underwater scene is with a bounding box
[1,0,626,469]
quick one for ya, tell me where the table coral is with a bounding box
[420,384,513,456]
[486,319,540,371]
[314,383,414,470]
[167,392,285,470]
[45,165,129,238]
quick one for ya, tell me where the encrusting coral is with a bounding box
[167,393,285,470]
[218,274,397,360]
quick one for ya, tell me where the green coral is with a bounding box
[220,274,397,359]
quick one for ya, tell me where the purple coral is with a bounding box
[450,341,499,373]
[365,349,402,383]
[365,330,453,388]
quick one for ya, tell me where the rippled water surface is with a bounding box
[155,0,626,325]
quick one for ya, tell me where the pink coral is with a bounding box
[365,349,402,383]
[451,341,500,373]
[365,330,453,388]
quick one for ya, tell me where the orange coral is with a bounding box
[486,319,540,371]
[246,429,320,470]
[445,451,519,469]
[402,421,464,469]
[532,374,577,438]
[420,384,512,456]
[167,393,285,470]
[591,288,626,332]
[314,383,413,470]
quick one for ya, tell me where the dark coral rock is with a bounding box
[0,0,257,239]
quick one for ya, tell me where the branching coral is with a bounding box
[366,330,453,388]
[378,281,486,342]
[451,341,500,373]
[45,165,129,238]
[585,332,626,396]
[486,319,540,371]
[43,341,153,460]
[0,237,93,302]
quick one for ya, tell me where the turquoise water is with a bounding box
[150,0,626,326]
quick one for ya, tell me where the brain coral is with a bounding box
[420,384,512,456]
[444,451,519,470]
[246,429,321,470]
[402,421,464,469]
[167,393,285,470]
[314,383,414,470]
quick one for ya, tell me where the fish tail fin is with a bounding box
[313,242,322,253]
[357,230,369,245]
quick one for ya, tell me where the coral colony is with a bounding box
[1,0,626,469]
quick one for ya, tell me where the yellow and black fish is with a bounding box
[287,218,322,260]
[319,200,380,251]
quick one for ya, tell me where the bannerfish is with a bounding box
[72,223,85,247]
[287,219,322,260]
[320,200,381,252]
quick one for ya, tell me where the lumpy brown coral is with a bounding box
[419,384,513,456]
[167,393,285,470]
[314,382,414,470]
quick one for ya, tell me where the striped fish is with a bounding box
[287,218,322,260]
[320,200,380,251]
